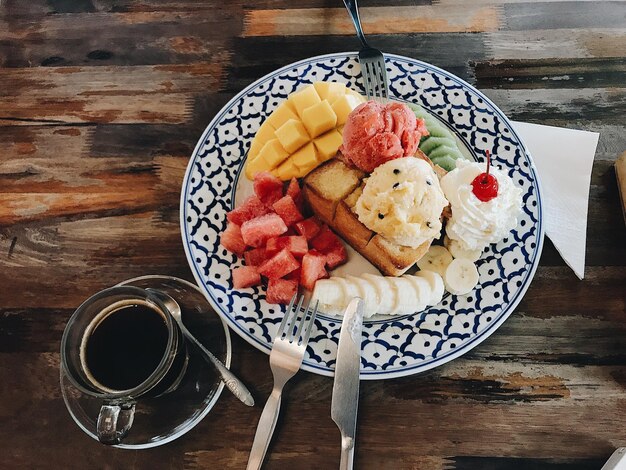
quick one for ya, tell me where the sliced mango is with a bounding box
[275,119,310,153]
[255,120,276,143]
[273,159,299,180]
[314,129,343,162]
[245,154,269,180]
[258,139,289,169]
[245,81,364,180]
[249,120,276,159]
[289,85,322,117]
[314,81,347,103]
[291,142,318,170]
[332,94,362,126]
[267,103,299,130]
[301,100,337,138]
[295,160,320,178]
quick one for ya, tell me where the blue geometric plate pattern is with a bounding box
[180,53,544,379]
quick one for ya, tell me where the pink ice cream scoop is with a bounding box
[340,101,429,172]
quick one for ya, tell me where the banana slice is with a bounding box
[386,277,417,315]
[415,270,445,306]
[363,273,395,315]
[311,278,346,316]
[443,258,479,295]
[402,275,430,312]
[346,275,379,317]
[444,235,483,262]
[334,277,361,302]
[416,245,453,277]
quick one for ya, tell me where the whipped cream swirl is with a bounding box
[440,159,522,251]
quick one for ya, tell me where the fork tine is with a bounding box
[370,62,380,99]
[370,63,381,101]
[374,60,387,99]
[375,62,387,101]
[294,297,313,345]
[365,61,376,100]
[277,294,297,339]
[362,63,373,100]
[302,300,319,345]
[286,295,304,342]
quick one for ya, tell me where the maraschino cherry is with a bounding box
[471,150,499,202]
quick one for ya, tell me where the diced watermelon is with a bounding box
[311,225,348,269]
[310,225,341,252]
[266,235,308,257]
[227,195,269,226]
[324,243,348,269]
[272,195,304,227]
[294,217,321,241]
[232,266,261,288]
[220,223,246,255]
[266,278,298,305]
[240,213,288,247]
[286,178,303,211]
[285,267,301,282]
[258,248,300,280]
[254,172,284,208]
[244,247,269,267]
[301,250,328,291]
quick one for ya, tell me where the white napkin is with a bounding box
[511,121,599,280]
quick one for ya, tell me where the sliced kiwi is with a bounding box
[425,124,455,140]
[428,145,464,161]
[419,136,454,154]
[431,155,457,172]
[408,103,466,170]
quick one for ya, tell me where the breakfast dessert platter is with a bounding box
[181,53,544,379]
[221,81,523,319]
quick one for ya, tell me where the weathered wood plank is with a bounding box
[473,57,626,89]
[0,148,185,224]
[0,8,240,68]
[228,33,486,90]
[0,10,240,41]
[243,6,501,37]
[481,87,626,124]
[0,64,222,124]
[0,211,187,308]
[503,1,626,31]
[485,28,626,60]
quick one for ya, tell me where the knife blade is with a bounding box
[331,297,364,470]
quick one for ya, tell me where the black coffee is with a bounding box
[84,303,168,391]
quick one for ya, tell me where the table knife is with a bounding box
[331,297,364,470]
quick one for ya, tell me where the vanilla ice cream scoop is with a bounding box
[355,157,449,248]
[440,159,522,251]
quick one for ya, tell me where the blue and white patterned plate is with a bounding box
[180,53,544,380]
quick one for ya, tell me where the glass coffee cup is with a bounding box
[60,286,189,444]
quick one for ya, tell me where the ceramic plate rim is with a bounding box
[179,51,545,380]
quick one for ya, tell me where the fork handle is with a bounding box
[342,0,368,48]
[246,387,283,470]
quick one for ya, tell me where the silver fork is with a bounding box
[343,0,389,101]
[246,295,319,470]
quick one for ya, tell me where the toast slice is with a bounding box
[303,159,434,276]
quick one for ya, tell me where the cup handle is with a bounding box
[97,403,135,445]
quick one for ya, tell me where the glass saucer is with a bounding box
[60,275,232,449]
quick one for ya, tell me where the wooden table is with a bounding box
[1,1,625,468]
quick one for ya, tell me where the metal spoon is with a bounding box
[148,289,255,407]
